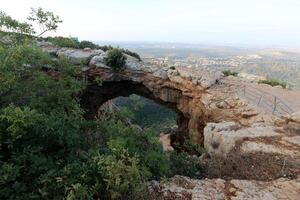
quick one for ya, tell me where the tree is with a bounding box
[0,11,33,34]
[27,7,62,37]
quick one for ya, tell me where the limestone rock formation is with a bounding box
[57,48,103,65]
[39,42,300,199]
[150,175,300,200]
[204,122,281,157]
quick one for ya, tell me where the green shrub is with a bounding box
[104,48,127,70]
[123,49,141,61]
[99,45,113,52]
[169,152,204,178]
[222,70,238,77]
[258,78,287,88]
[47,36,80,48]
[79,40,99,49]
[0,15,204,198]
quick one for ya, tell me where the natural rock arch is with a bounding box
[39,43,300,183]
[80,78,206,145]
[78,55,258,144]
[38,43,261,144]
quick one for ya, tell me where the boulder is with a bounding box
[37,41,59,57]
[153,69,168,79]
[89,53,109,68]
[125,54,142,70]
[204,122,280,157]
[290,111,300,123]
[57,48,103,65]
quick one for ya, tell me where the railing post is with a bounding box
[257,95,262,105]
[272,96,277,114]
[243,85,246,96]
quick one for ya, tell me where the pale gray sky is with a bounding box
[1,0,300,47]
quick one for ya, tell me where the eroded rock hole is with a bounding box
[80,80,193,147]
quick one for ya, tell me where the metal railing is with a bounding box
[239,85,294,116]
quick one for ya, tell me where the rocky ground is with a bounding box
[38,41,300,199]
[150,175,300,200]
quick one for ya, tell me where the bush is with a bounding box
[79,40,99,49]
[258,78,287,88]
[222,70,238,77]
[47,36,80,48]
[123,49,141,61]
[104,48,127,70]
[169,152,204,178]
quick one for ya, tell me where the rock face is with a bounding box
[150,175,300,200]
[57,48,103,65]
[204,122,281,157]
[80,61,250,144]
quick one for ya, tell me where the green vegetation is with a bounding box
[0,11,204,199]
[169,152,204,178]
[28,7,62,37]
[104,48,127,70]
[114,95,177,133]
[222,69,238,77]
[1,7,61,37]
[46,36,142,61]
[78,40,100,49]
[123,49,142,61]
[0,12,33,35]
[47,36,81,48]
[258,78,287,88]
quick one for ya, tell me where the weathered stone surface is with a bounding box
[57,48,103,65]
[153,69,168,79]
[37,41,59,57]
[125,54,142,70]
[150,175,300,200]
[89,53,109,68]
[204,122,285,157]
[290,111,300,123]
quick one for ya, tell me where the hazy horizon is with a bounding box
[2,0,300,48]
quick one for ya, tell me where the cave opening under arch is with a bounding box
[80,80,194,145]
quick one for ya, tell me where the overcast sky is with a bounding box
[1,0,300,47]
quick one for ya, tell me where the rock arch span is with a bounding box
[78,55,258,145]
[38,43,300,181]
[37,43,260,144]
[80,67,209,144]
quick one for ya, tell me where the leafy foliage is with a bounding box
[258,78,287,88]
[0,12,33,35]
[0,12,204,199]
[78,40,100,49]
[28,7,62,37]
[47,36,80,48]
[114,95,177,133]
[0,37,205,199]
[169,152,204,178]
[123,49,142,61]
[222,70,238,77]
[104,48,127,70]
